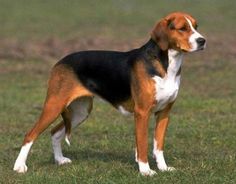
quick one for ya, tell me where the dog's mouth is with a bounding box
[197,43,206,51]
[181,42,206,53]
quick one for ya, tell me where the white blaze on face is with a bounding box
[185,17,205,52]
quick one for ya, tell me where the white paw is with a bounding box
[56,157,72,165]
[138,161,156,176]
[13,163,28,173]
[140,169,157,176]
[158,165,176,172]
[154,149,176,172]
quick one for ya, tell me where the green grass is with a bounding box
[1,0,236,183]
[1,58,236,184]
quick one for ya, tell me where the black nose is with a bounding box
[196,37,206,47]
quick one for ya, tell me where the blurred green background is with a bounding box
[1,0,236,39]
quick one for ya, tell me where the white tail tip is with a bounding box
[65,135,71,146]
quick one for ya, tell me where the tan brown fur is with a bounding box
[131,61,157,162]
[51,96,93,138]
[154,103,174,150]
[117,98,135,113]
[152,58,167,78]
[23,65,93,144]
[151,12,198,52]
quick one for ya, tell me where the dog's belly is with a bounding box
[152,75,180,112]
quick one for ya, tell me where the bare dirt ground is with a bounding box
[0,37,144,62]
[1,35,235,63]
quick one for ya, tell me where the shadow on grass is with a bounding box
[70,149,133,165]
[38,149,135,168]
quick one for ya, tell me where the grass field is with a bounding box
[0,0,236,183]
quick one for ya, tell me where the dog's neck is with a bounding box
[167,49,183,79]
[141,39,169,72]
[141,39,183,78]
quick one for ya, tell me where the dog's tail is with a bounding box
[64,119,71,146]
[51,119,71,146]
[65,134,71,146]
[61,109,72,146]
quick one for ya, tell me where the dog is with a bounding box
[13,12,206,176]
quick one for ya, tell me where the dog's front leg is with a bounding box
[134,108,156,176]
[153,103,175,171]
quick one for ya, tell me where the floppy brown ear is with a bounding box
[151,19,169,51]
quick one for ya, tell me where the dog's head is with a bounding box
[151,12,206,52]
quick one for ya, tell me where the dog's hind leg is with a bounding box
[51,96,93,165]
[13,94,68,173]
[13,65,93,173]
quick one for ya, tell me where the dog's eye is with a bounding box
[178,27,187,32]
[194,24,198,30]
[168,22,175,30]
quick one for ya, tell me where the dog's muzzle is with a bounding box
[196,37,206,50]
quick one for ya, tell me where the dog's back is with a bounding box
[57,50,135,104]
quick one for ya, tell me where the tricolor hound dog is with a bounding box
[14,12,206,176]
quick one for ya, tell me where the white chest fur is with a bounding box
[153,50,183,112]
